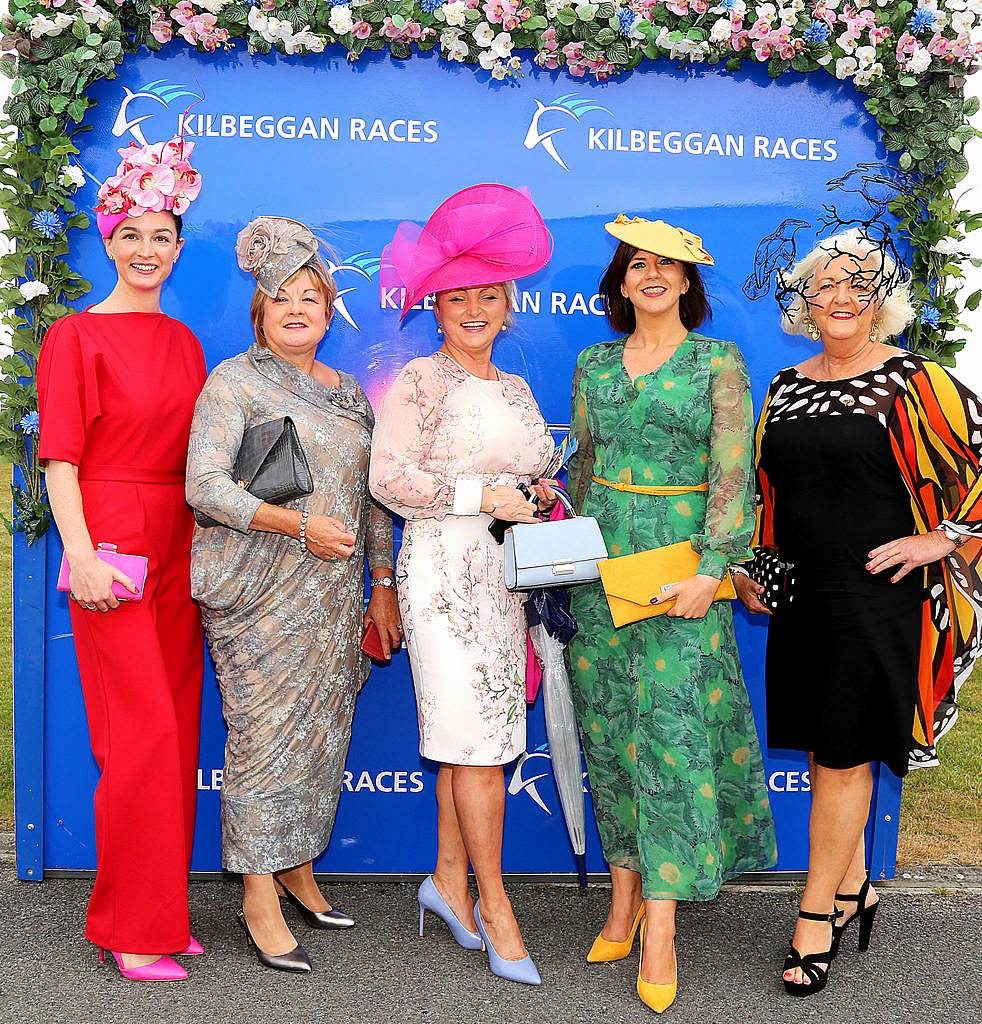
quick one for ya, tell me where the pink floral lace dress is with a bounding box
[370,351,553,766]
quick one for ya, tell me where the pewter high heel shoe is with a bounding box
[417,875,483,951]
[277,883,355,930]
[474,902,541,986]
[236,911,312,974]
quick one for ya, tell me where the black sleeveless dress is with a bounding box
[760,355,925,778]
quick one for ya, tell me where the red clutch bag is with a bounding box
[360,621,388,661]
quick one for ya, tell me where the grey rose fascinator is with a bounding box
[236,216,331,297]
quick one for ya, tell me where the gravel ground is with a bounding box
[2,858,981,1024]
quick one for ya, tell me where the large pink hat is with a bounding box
[382,184,552,318]
[94,135,202,239]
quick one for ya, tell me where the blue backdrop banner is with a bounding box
[23,49,903,877]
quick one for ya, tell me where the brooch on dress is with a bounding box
[839,394,856,408]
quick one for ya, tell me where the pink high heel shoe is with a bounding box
[99,948,188,982]
[176,935,205,956]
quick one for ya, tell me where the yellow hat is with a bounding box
[604,214,714,266]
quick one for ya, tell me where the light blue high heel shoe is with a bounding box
[417,875,484,951]
[474,902,541,986]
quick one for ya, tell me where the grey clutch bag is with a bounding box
[194,416,314,528]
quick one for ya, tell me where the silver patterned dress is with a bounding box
[186,343,393,874]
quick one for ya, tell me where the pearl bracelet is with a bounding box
[299,507,310,550]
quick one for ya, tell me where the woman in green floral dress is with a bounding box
[568,216,776,1013]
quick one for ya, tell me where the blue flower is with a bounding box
[618,8,637,34]
[330,0,352,6]
[717,0,735,8]
[919,303,941,328]
[32,210,64,239]
[803,20,830,44]
[909,6,937,34]
[420,0,444,10]
[18,411,40,437]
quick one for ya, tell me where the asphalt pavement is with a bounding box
[3,858,981,1024]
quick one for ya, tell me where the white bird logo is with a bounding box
[508,750,553,814]
[111,81,202,146]
[325,253,382,332]
[523,94,611,172]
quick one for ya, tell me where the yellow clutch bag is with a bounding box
[597,540,736,628]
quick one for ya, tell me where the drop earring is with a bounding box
[804,316,821,342]
[436,324,444,335]
[869,319,880,344]
[500,323,508,333]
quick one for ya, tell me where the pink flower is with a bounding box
[540,26,558,50]
[749,18,772,39]
[150,16,173,42]
[352,19,371,38]
[380,15,422,41]
[170,0,194,24]
[690,0,709,13]
[94,184,132,216]
[483,0,517,25]
[895,30,918,62]
[730,29,750,50]
[535,50,561,69]
[812,2,835,24]
[869,25,891,45]
[752,37,774,60]
[665,0,688,15]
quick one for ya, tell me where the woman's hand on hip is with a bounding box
[364,587,402,659]
[867,530,956,582]
[733,572,772,616]
[305,514,356,561]
[480,485,538,523]
[68,552,137,612]
[654,573,721,619]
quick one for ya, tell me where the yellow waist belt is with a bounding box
[592,475,708,496]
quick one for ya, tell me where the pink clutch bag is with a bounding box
[57,542,149,602]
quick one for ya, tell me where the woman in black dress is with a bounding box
[734,230,982,996]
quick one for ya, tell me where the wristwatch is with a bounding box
[371,575,395,589]
[935,523,969,548]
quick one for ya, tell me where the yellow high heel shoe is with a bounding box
[636,925,678,1014]
[587,903,645,963]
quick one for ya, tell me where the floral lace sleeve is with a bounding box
[186,366,262,533]
[690,342,756,578]
[369,358,469,520]
[567,357,595,514]
[365,497,394,570]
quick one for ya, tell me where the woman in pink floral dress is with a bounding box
[370,185,555,986]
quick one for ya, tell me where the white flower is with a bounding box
[59,165,85,189]
[835,55,858,78]
[836,30,857,52]
[854,63,883,86]
[906,46,932,73]
[19,281,50,301]
[756,2,777,21]
[441,26,469,58]
[932,238,963,254]
[472,20,494,45]
[490,29,512,57]
[854,45,876,66]
[329,6,354,34]
[440,0,468,25]
[80,3,113,28]
[490,60,508,79]
[195,0,229,12]
[247,6,266,30]
[816,52,833,64]
[951,9,975,29]
[28,13,73,37]
[709,17,732,42]
[0,343,14,361]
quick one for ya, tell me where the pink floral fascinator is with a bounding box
[382,183,552,319]
[94,135,202,239]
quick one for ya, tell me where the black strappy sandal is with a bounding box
[831,875,880,958]
[783,908,840,997]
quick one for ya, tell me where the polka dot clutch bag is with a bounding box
[747,549,797,613]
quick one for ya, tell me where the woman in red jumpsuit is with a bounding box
[36,136,206,982]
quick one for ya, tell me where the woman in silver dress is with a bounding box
[186,217,401,973]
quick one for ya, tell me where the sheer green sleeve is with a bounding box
[691,342,756,579]
[567,355,595,514]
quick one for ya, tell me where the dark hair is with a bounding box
[598,242,711,334]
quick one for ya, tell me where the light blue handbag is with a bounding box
[503,490,608,592]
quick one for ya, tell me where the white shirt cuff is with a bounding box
[451,477,484,516]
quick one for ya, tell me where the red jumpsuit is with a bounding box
[37,310,206,954]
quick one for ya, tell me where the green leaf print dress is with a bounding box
[568,335,777,901]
